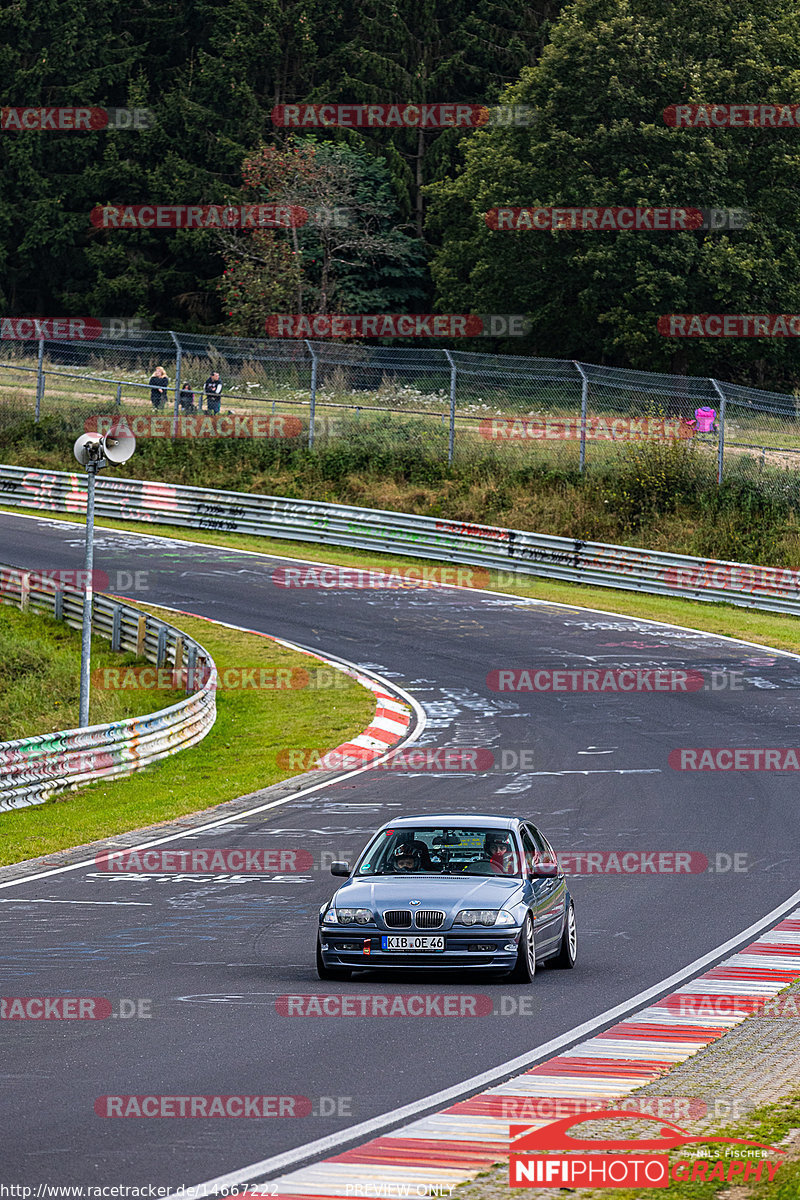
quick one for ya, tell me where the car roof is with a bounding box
[378,814,521,830]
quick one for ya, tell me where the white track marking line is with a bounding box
[172,887,800,1196]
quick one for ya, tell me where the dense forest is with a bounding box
[2,0,800,386]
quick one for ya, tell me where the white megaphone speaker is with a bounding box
[74,427,136,467]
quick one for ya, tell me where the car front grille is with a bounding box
[384,910,413,928]
[416,910,446,929]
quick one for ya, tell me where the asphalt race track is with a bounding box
[0,510,797,1189]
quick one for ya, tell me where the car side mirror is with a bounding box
[531,861,558,878]
[330,861,350,877]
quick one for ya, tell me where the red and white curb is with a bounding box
[263,907,800,1196]
[136,609,414,767]
[268,637,413,767]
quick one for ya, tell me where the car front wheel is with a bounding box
[508,914,536,983]
[316,935,351,981]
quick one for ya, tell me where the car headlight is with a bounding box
[321,904,338,923]
[495,909,516,926]
[456,909,502,926]
[336,907,373,925]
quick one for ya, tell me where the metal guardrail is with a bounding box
[0,563,217,812]
[1,464,799,617]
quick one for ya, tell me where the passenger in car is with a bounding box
[485,833,518,875]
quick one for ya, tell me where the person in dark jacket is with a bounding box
[148,366,169,410]
[204,371,222,414]
[179,381,196,413]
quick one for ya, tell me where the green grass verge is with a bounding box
[0,602,186,741]
[0,600,376,867]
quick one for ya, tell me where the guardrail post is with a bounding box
[136,614,147,656]
[711,379,727,486]
[156,625,167,667]
[305,339,318,449]
[174,636,184,683]
[574,362,589,474]
[111,604,122,651]
[444,350,457,465]
[54,587,63,621]
[169,331,182,438]
[19,571,30,612]
[185,644,197,694]
[35,338,45,423]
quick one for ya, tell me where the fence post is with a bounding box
[574,362,589,474]
[115,382,122,408]
[710,379,726,485]
[444,350,457,465]
[35,338,45,423]
[305,339,318,449]
[169,331,182,437]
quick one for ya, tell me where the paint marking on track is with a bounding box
[0,898,152,906]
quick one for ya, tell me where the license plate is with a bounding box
[381,935,445,952]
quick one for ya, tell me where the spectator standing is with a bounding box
[204,371,223,415]
[148,366,169,410]
[179,381,196,413]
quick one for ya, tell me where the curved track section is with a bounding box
[0,510,797,1188]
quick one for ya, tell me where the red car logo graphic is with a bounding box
[510,1110,786,1155]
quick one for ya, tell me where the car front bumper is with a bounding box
[319,928,521,970]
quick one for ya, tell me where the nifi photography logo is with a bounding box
[509,1111,785,1189]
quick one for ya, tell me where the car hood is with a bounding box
[332,875,524,919]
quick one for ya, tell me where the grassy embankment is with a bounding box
[0,600,376,867]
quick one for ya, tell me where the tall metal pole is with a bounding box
[711,378,726,486]
[78,462,98,727]
[169,330,182,437]
[574,362,589,474]
[35,337,45,423]
[305,339,318,449]
[444,349,457,465]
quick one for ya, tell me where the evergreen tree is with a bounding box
[427,0,800,383]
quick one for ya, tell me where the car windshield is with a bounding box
[355,827,521,877]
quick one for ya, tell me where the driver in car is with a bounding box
[392,843,422,873]
[484,833,517,875]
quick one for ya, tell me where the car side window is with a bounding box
[525,823,557,865]
[520,827,539,874]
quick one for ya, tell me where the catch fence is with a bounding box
[1,332,799,499]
